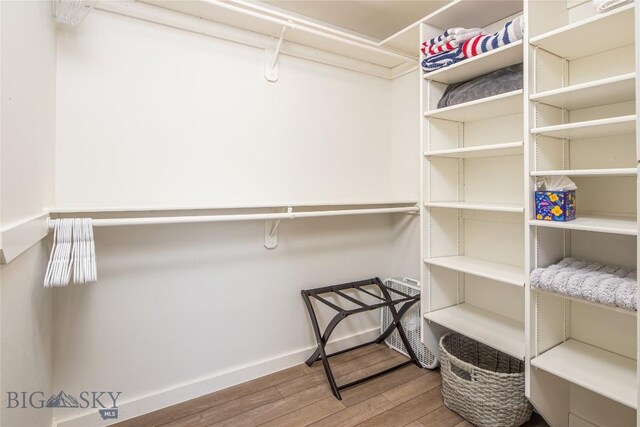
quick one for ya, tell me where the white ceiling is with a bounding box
[260,0,450,41]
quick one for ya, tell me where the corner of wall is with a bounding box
[1,1,57,426]
[389,70,420,279]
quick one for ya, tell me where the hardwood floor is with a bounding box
[112,344,548,427]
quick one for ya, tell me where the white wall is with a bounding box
[1,243,54,427]
[52,216,394,425]
[55,9,397,210]
[1,1,55,223]
[0,1,56,426]
[52,8,419,426]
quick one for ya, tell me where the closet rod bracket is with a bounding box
[265,23,291,82]
[264,206,293,249]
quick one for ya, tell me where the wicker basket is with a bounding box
[439,333,533,427]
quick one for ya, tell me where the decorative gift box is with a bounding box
[535,190,576,222]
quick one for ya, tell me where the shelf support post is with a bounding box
[265,23,290,82]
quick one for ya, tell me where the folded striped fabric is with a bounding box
[461,15,524,58]
[421,45,466,72]
[425,30,454,47]
[421,27,482,56]
[422,41,456,56]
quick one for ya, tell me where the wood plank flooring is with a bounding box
[112,344,548,427]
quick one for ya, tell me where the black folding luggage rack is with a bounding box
[301,277,422,400]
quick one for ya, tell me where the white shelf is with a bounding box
[424,41,523,85]
[379,23,420,57]
[425,141,523,158]
[423,0,523,30]
[425,90,523,122]
[530,4,635,60]
[132,1,415,69]
[424,256,525,287]
[425,303,525,359]
[531,115,636,140]
[530,73,636,110]
[424,201,524,213]
[533,288,637,317]
[531,168,637,177]
[530,214,637,236]
[531,339,637,409]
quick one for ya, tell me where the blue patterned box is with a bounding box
[535,191,576,221]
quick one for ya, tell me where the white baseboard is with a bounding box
[54,327,382,427]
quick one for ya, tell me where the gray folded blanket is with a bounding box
[530,257,637,311]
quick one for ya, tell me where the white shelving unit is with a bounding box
[529,4,635,60]
[420,1,638,425]
[425,141,523,158]
[424,41,524,85]
[423,201,524,213]
[530,168,638,177]
[530,73,636,110]
[425,256,525,287]
[424,303,525,359]
[425,89,523,121]
[420,1,527,371]
[531,339,637,409]
[534,288,638,317]
[422,0,522,30]
[531,115,636,139]
[527,1,638,425]
[530,214,637,236]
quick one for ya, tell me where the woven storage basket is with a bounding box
[440,333,533,427]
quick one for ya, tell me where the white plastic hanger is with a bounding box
[44,218,97,287]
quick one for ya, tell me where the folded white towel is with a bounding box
[426,27,482,47]
[531,257,637,311]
